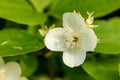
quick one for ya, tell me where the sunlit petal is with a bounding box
[5,62,21,80]
[82,28,97,51]
[63,48,86,68]
[63,12,85,31]
[45,28,67,51]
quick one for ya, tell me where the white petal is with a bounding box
[62,48,86,68]
[5,62,21,80]
[63,12,85,31]
[82,28,97,51]
[19,77,28,80]
[45,28,67,51]
[0,57,5,68]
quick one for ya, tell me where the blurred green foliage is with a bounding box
[0,0,120,80]
[95,18,120,54]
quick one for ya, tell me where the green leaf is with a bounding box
[0,0,47,25]
[108,17,120,28]
[4,21,21,29]
[63,66,95,80]
[50,0,120,18]
[0,29,44,56]
[118,62,120,76]
[82,55,120,80]
[29,0,52,12]
[94,18,120,54]
[20,54,38,77]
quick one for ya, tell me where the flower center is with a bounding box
[72,36,78,42]
[64,31,82,49]
[0,69,6,80]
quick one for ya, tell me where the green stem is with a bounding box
[27,25,35,34]
[45,57,55,80]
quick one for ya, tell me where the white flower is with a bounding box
[44,12,97,68]
[0,57,21,80]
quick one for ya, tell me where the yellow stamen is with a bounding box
[85,11,98,28]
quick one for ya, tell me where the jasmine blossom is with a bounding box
[0,57,25,80]
[44,11,97,68]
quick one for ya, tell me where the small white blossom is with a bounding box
[44,12,97,68]
[0,57,25,80]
